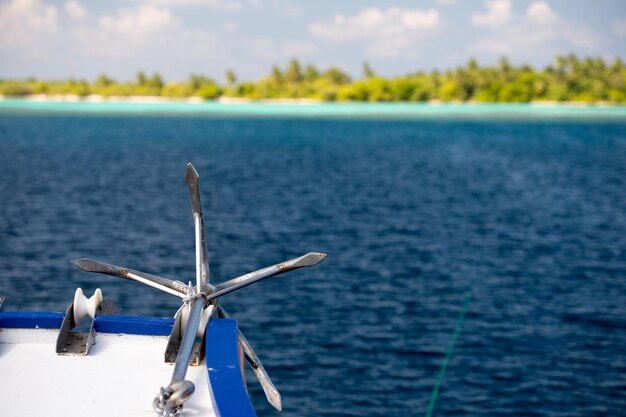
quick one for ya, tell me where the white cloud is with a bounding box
[282,4,304,17]
[310,7,439,41]
[0,0,58,48]
[246,37,317,60]
[468,0,599,61]
[471,0,511,27]
[0,0,258,80]
[124,0,303,15]
[280,40,317,57]
[436,0,456,5]
[122,0,243,11]
[223,21,239,32]
[65,0,86,19]
[72,21,225,73]
[248,37,274,58]
[562,25,598,48]
[308,7,438,58]
[612,17,626,37]
[526,1,558,24]
[367,36,412,58]
[98,5,176,43]
[469,38,512,55]
[470,23,562,56]
[248,0,302,16]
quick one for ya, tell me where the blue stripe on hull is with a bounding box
[0,311,174,335]
[205,319,257,417]
[95,315,174,335]
[0,311,64,328]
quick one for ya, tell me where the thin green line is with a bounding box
[425,292,473,417]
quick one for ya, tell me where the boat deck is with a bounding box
[0,313,257,417]
[0,328,215,416]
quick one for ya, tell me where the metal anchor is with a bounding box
[71,163,326,415]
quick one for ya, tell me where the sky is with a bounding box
[1,0,626,82]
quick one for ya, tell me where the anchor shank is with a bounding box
[194,216,203,292]
[171,297,206,384]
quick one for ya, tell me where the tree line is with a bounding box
[1,54,624,103]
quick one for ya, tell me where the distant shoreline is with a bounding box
[0,94,624,108]
[3,55,624,105]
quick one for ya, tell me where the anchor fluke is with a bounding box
[285,252,327,269]
[71,258,110,273]
[210,252,328,299]
[71,258,188,299]
[185,163,203,216]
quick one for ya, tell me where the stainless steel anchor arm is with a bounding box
[207,252,327,301]
[186,163,210,290]
[217,305,282,411]
[71,258,188,299]
[72,252,326,303]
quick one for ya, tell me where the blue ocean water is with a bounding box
[0,113,625,417]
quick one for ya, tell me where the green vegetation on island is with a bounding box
[1,54,625,104]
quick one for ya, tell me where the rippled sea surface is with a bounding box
[1,114,625,417]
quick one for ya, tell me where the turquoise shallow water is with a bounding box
[1,98,626,120]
